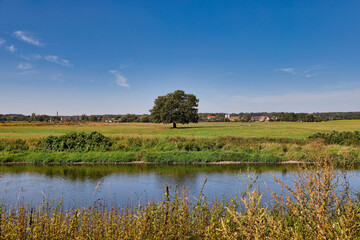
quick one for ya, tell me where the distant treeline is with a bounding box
[1,111,360,123]
[0,113,151,123]
[199,112,360,122]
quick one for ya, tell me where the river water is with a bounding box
[0,164,359,209]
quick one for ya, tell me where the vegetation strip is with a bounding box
[0,130,359,163]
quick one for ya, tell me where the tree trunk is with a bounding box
[173,122,177,128]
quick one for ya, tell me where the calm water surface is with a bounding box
[0,164,359,209]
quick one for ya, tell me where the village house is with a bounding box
[60,116,71,121]
[229,116,242,121]
[102,117,110,122]
[251,116,277,122]
[225,114,245,121]
[207,116,216,120]
[251,116,267,122]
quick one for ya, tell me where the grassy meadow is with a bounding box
[0,121,359,163]
[1,120,360,139]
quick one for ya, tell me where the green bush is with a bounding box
[309,131,360,146]
[0,139,29,151]
[40,131,112,152]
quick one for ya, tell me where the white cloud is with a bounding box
[303,64,327,74]
[276,65,327,78]
[277,68,296,75]
[32,54,42,60]
[303,65,327,78]
[43,55,73,67]
[0,38,5,46]
[14,31,42,46]
[20,54,72,67]
[6,44,16,53]
[21,54,42,61]
[109,70,129,87]
[305,73,318,78]
[17,63,33,70]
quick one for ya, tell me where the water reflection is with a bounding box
[0,164,359,209]
[0,164,301,181]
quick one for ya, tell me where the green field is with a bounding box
[0,120,359,139]
[1,121,359,163]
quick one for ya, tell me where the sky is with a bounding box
[0,0,359,115]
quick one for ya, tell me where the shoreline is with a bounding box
[0,160,312,165]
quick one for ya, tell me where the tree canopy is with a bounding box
[150,90,199,128]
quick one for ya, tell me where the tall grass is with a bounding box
[0,159,360,239]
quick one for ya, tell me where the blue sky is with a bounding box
[1,0,359,115]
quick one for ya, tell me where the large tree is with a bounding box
[150,90,199,128]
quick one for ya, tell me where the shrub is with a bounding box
[0,139,29,151]
[309,131,360,146]
[40,131,112,152]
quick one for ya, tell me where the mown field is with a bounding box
[0,120,360,139]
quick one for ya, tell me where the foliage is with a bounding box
[40,132,112,152]
[1,133,360,163]
[150,90,199,128]
[140,114,151,122]
[89,115,97,122]
[120,114,139,122]
[309,131,360,146]
[0,139,29,151]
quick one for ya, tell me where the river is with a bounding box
[0,164,359,209]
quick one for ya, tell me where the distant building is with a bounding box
[60,116,70,121]
[251,116,276,122]
[207,116,216,120]
[229,116,242,121]
[251,116,266,122]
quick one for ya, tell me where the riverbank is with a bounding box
[1,128,359,164]
[0,150,285,164]
[1,140,359,164]
[0,159,306,165]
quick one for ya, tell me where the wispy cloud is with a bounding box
[17,62,33,70]
[6,44,16,53]
[303,65,327,78]
[0,38,5,46]
[21,54,42,61]
[109,70,129,87]
[276,68,296,75]
[43,55,73,67]
[276,65,327,78]
[14,31,42,46]
[20,54,72,67]
[17,63,36,75]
